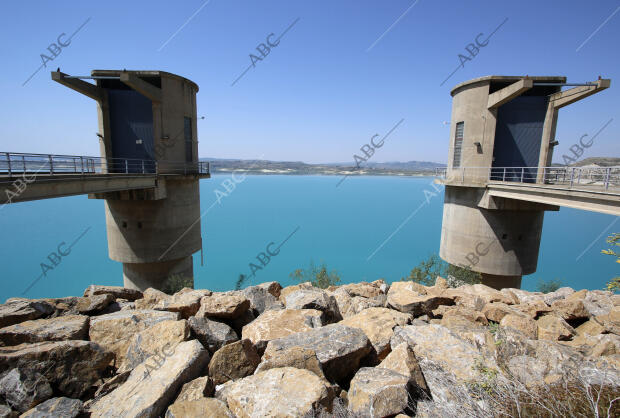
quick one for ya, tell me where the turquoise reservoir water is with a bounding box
[0,175,617,301]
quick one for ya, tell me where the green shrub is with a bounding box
[162,273,193,295]
[402,254,481,287]
[536,278,563,293]
[290,261,341,289]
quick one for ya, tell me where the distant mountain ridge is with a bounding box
[199,158,445,176]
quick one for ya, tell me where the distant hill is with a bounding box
[571,157,620,167]
[200,158,445,176]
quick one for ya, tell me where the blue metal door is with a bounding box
[108,90,155,173]
[491,96,547,182]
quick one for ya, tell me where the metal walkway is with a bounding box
[0,152,210,204]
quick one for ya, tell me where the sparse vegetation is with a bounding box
[602,233,620,293]
[162,273,193,295]
[402,254,481,287]
[290,261,341,289]
[536,278,563,293]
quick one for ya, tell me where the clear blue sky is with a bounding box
[0,0,618,164]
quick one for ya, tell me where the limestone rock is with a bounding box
[0,341,113,399]
[460,284,514,305]
[503,288,545,305]
[576,319,606,337]
[551,298,590,321]
[543,287,575,306]
[0,404,17,418]
[340,307,412,360]
[90,340,209,418]
[74,294,114,314]
[0,301,54,328]
[134,288,170,310]
[583,291,614,317]
[0,367,53,412]
[482,302,516,323]
[594,306,620,335]
[166,398,233,418]
[175,376,215,402]
[283,288,342,323]
[83,285,143,301]
[378,342,428,392]
[512,299,552,319]
[537,314,576,341]
[196,293,250,320]
[188,317,238,354]
[89,309,180,367]
[255,346,325,378]
[241,285,284,315]
[500,313,537,339]
[390,324,497,382]
[0,315,88,346]
[154,289,210,318]
[241,309,322,351]
[216,367,334,417]
[118,319,190,373]
[263,324,372,384]
[588,334,620,357]
[339,282,385,299]
[279,282,313,301]
[440,306,488,328]
[387,282,454,317]
[348,367,414,417]
[257,281,282,298]
[208,339,260,385]
[20,397,83,418]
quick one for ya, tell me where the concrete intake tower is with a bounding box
[438,75,613,289]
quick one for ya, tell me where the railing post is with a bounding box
[542,167,546,184]
[49,155,54,175]
[6,153,11,177]
[605,167,611,190]
[502,168,506,182]
[461,167,464,182]
[155,161,159,174]
[22,155,26,172]
[80,157,84,175]
[577,168,581,185]
[125,160,128,174]
[569,167,575,188]
[520,167,524,183]
[73,158,78,173]
[142,160,145,174]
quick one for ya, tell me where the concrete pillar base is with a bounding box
[122,256,194,293]
[480,273,522,290]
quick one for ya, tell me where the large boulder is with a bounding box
[0,300,54,328]
[74,294,115,315]
[216,367,334,417]
[174,376,214,402]
[537,314,576,341]
[583,291,615,317]
[208,339,261,385]
[187,317,238,354]
[118,320,190,373]
[279,282,313,301]
[543,287,575,306]
[195,293,250,320]
[391,324,498,382]
[348,367,415,417]
[550,298,590,322]
[154,289,211,318]
[89,340,209,418]
[332,288,386,318]
[459,284,514,305]
[257,281,282,298]
[263,324,372,384]
[283,289,342,323]
[255,346,325,378]
[387,282,454,316]
[0,367,53,412]
[339,282,385,299]
[0,315,88,346]
[88,309,180,368]
[241,309,323,351]
[0,341,113,399]
[241,285,284,315]
[83,285,143,301]
[481,302,517,323]
[378,342,428,393]
[339,307,411,360]
[134,288,170,310]
[20,397,83,418]
[512,300,552,319]
[500,313,537,339]
[165,398,233,418]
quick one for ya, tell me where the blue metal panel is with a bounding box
[491,96,547,182]
[108,90,155,173]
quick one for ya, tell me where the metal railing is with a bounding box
[0,152,209,177]
[435,166,620,191]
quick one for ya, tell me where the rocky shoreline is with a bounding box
[0,279,618,417]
